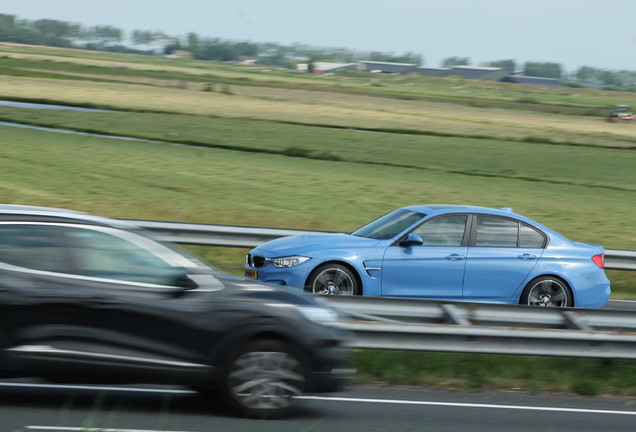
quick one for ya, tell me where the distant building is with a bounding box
[357,61,419,74]
[501,75,567,87]
[448,66,509,81]
[419,67,450,77]
[165,50,192,59]
[326,60,569,88]
[420,66,508,81]
[237,57,258,65]
[313,62,357,73]
[416,65,567,87]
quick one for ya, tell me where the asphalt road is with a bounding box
[2,381,636,432]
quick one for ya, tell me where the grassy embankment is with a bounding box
[1,43,635,395]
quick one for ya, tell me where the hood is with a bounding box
[218,274,344,316]
[252,233,381,256]
[219,274,315,304]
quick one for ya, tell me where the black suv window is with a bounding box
[0,224,70,272]
[0,223,184,286]
[64,227,184,285]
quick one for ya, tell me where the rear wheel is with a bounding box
[306,264,360,296]
[222,339,307,419]
[521,276,572,307]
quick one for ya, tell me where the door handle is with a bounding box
[518,254,537,260]
[446,254,465,261]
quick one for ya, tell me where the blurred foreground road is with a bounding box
[1,381,636,432]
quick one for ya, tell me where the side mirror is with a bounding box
[174,273,199,290]
[399,233,423,247]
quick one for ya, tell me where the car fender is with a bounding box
[302,250,385,296]
[512,262,577,303]
[206,315,309,372]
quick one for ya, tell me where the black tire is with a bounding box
[306,264,360,296]
[222,339,307,419]
[520,276,573,307]
[0,329,11,374]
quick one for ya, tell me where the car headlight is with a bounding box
[270,256,310,268]
[298,306,340,326]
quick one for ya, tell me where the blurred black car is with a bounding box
[0,205,349,418]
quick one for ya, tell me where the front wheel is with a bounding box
[222,339,307,419]
[521,276,572,307]
[306,264,360,296]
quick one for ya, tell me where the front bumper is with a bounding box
[244,263,311,290]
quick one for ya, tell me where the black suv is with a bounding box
[0,205,349,418]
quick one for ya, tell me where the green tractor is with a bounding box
[607,104,635,122]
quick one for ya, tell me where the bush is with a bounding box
[522,136,554,144]
[572,379,602,396]
[563,81,590,88]
[282,146,312,157]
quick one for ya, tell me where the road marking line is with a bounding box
[6,382,636,417]
[0,382,192,394]
[297,395,636,416]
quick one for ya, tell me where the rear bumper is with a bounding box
[305,339,352,393]
[307,368,353,393]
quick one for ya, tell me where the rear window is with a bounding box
[474,216,545,248]
[519,224,546,248]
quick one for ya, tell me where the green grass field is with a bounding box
[1,43,635,395]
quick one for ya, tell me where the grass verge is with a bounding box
[352,350,636,397]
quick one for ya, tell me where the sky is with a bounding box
[2,0,636,73]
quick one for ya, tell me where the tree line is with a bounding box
[0,14,422,65]
[1,14,635,89]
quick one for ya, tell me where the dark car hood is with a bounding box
[216,272,322,304]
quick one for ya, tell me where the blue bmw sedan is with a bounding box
[245,205,610,308]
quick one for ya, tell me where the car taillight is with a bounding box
[592,254,604,269]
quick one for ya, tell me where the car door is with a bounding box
[381,214,469,299]
[0,222,221,380]
[462,215,546,302]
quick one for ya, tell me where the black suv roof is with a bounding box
[0,204,135,229]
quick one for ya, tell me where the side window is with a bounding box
[519,224,546,248]
[64,227,183,285]
[474,216,546,248]
[475,216,518,247]
[0,224,69,272]
[411,215,467,246]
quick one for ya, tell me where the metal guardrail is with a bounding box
[128,219,635,271]
[327,296,636,358]
[336,320,636,358]
[127,219,322,249]
[607,250,636,271]
[126,219,636,359]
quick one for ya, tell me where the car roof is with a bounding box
[403,204,513,214]
[403,204,541,221]
[0,204,136,229]
[401,204,556,230]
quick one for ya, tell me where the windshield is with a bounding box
[351,209,425,239]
